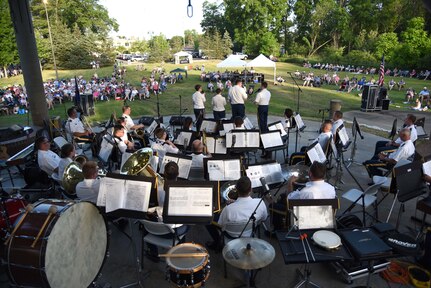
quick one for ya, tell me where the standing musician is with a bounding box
[205,176,268,251]
[151,127,179,163]
[271,161,335,230]
[75,161,100,204]
[192,84,206,131]
[212,88,227,120]
[374,114,417,156]
[121,105,144,131]
[228,79,248,119]
[254,81,271,133]
[35,136,60,177]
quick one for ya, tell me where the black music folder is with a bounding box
[395,161,428,203]
[340,229,392,260]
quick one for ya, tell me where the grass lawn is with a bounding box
[0,60,429,128]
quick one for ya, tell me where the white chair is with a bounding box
[342,183,383,225]
[140,219,186,260]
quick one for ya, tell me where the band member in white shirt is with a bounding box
[192,84,206,131]
[76,161,100,204]
[331,110,344,137]
[121,105,144,131]
[212,88,227,120]
[254,82,271,132]
[228,79,248,119]
[36,136,61,177]
[151,127,179,163]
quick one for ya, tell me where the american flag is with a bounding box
[377,55,385,87]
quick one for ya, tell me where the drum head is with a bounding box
[45,202,107,288]
[313,230,341,250]
[166,243,208,273]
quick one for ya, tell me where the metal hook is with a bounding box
[187,0,193,18]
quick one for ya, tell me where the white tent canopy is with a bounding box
[216,55,247,68]
[246,54,276,83]
[174,51,193,65]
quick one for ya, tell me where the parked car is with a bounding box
[234,52,248,60]
[131,55,148,62]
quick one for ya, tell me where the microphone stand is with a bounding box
[288,72,303,153]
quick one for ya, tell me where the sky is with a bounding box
[99,0,206,39]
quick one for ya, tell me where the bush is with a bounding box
[322,46,344,64]
[344,50,377,67]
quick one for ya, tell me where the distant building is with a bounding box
[112,36,143,49]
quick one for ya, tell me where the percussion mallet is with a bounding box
[4,204,34,245]
[300,234,309,263]
[31,206,58,248]
[303,234,316,262]
[158,253,208,258]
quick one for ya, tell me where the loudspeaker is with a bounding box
[361,84,379,111]
[87,94,95,116]
[80,94,95,116]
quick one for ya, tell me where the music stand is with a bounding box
[294,114,306,152]
[159,152,193,180]
[162,180,219,224]
[260,130,286,160]
[346,117,364,167]
[200,118,218,134]
[203,156,242,181]
[245,161,284,189]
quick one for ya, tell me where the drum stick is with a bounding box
[31,206,58,248]
[304,234,316,262]
[158,253,208,258]
[4,204,34,245]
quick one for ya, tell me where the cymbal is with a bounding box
[281,164,309,183]
[222,238,275,270]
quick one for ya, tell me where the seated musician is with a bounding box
[76,161,100,203]
[121,105,144,131]
[284,108,296,130]
[116,117,135,150]
[374,114,417,156]
[233,116,245,129]
[331,110,344,138]
[58,143,74,180]
[364,128,415,178]
[36,136,60,177]
[182,117,194,131]
[190,139,212,168]
[158,161,179,207]
[151,127,179,162]
[206,176,268,250]
[112,125,135,167]
[66,107,94,141]
[271,161,335,230]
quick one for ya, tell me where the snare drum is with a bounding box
[0,198,26,239]
[166,243,210,287]
[7,199,108,288]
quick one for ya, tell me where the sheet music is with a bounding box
[124,180,151,212]
[224,159,241,180]
[200,120,217,133]
[246,163,283,188]
[294,114,305,129]
[98,177,124,208]
[261,131,283,149]
[338,127,349,146]
[207,160,225,181]
[223,123,235,133]
[215,138,227,154]
[423,160,431,176]
[417,126,426,136]
[167,187,213,216]
[307,143,327,163]
[268,121,287,137]
[219,130,226,136]
[177,158,192,179]
[145,120,158,135]
[294,205,334,229]
[174,131,193,146]
[243,117,254,129]
[246,132,260,147]
[205,136,216,154]
[99,137,113,163]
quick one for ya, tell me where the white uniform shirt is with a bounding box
[389,139,415,162]
[151,139,179,163]
[288,180,336,199]
[192,91,206,109]
[68,117,86,134]
[255,88,271,106]
[316,131,332,151]
[76,178,100,204]
[38,150,61,176]
[190,153,208,168]
[122,113,135,130]
[58,157,73,180]
[395,124,417,144]
[218,196,268,237]
[212,94,227,112]
[331,119,344,135]
[228,85,248,104]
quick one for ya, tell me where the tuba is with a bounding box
[62,161,85,197]
[120,147,158,177]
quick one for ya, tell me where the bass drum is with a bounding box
[0,198,27,240]
[6,199,108,288]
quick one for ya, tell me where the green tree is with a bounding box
[0,0,19,77]
[221,31,233,57]
[131,40,149,54]
[373,32,399,62]
[149,34,171,62]
[169,36,184,53]
[201,1,226,35]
